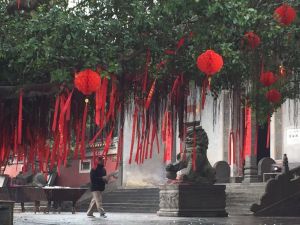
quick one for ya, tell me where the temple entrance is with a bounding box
[257,123,270,163]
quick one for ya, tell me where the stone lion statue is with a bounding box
[166,124,216,184]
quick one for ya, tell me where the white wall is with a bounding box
[121,88,227,187]
[280,100,300,163]
[186,87,225,166]
[122,114,166,187]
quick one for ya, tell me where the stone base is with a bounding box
[243,175,262,183]
[157,183,228,217]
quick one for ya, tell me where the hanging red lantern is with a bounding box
[274,4,297,26]
[196,50,224,76]
[243,32,261,49]
[266,89,281,103]
[74,69,101,95]
[260,71,277,87]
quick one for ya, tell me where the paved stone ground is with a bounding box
[14,212,300,225]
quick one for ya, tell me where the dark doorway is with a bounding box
[257,123,270,163]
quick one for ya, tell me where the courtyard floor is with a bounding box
[14,212,300,225]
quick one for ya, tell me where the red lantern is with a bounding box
[243,32,261,49]
[266,89,281,103]
[74,69,101,95]
[260,71,277,87]
[197,50,224,76]
[274,4,297,26]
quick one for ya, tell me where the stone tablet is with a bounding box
[258,157,276,176]
[214,161,230,183]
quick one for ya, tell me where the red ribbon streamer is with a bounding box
[52,95,60,132]
[129,106,138,164]
[17,90,23,144]
[101,127,114,158]
[266,116,270,149]
[106,77,117,121]
[145,79,156,110]
[228,131,235,165]
[80,101,88,160]
[201,78,208,109]
[73,120,81,159]
[176,37,185,50]
[115,127,124,170]
[149,122,156,159]
[142,49,151,93]
[95,77,102,126]
[192,130,197,171]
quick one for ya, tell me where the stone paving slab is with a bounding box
[14,212,300,225]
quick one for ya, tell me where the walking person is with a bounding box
[86,156,108,218]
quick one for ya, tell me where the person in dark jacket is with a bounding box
[86,156,108,218]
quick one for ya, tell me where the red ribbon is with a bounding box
[95,77,102,126]
[101,127,114,158]
[266,116,270,149]
[79,101,89,160]
[243,107,252,159]
[145,129,150,160]
[228,131,235,165]
[201,78,208,109]
[17,90,23,144]
[52,95,60,132]
[149,122,156,159]
[176,37,185,50]
[73,120,81,159]
[100,78,108,128]
[129,106,138,164]
[106,77,117,121]
[135,126,141,164]
[145,79,156,110]
[192,130,197,171]
[115,127,124,170]
[143,49,151,93]
[163,111,172,162]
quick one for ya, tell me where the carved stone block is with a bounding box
[157,183,227,217]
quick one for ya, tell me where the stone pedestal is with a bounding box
[243,156,261,183]
[157,183,227,217]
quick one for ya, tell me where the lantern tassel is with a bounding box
[80,99,89,159]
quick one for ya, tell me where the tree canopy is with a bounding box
[0,0,299,122]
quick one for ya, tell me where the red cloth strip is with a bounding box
[17,90,23,144]
[80,101,88,160]
[135,126,141,164]
[145,79,156,110]
[115,127,124,170]
[266,116,270,149]
[73,120,81,159]
[101,127,114,157]
[201,78,208,109]
[89,126,105,146]
[149,122,156,159]
[192,130,197,171]
[106,78,117,122]
[52,95,60,132]
[95,77,102,126]
[129,106,138,164]
[176,37,185,50]
[142,49,151,93]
